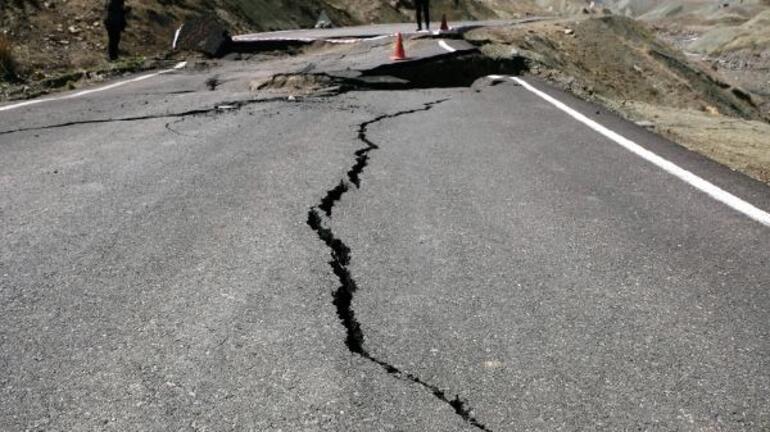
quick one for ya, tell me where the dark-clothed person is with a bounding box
[415,0,430,31]
[104,0,128,61]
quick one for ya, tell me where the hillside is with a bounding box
[468,15,770,183]
[0,0,323,78]
[642,3,770,113]
[0,0,543,82]
[1,0,767,183]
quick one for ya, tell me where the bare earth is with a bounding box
[467,15,770,185]
[1,0,768,185]
[626,102,770,183]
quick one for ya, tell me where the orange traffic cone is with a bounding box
[440,14,449,32]
[391,33,407,61]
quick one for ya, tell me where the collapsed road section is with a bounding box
[306,99,493,432]
[246,34,528,95]
[252,51,528,95]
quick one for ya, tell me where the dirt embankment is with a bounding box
[0,0,545,100]
[0,0,224,99]
[0,0,531,76]
[2,1,768,184]
[467,16,770,184]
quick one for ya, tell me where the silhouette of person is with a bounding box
[104,0,128,61]
[415,0,430,31]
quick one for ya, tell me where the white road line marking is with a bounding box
[172,25,183,49]
[0,62,187,113]
[233,36,316,42]
[233,36,318,42]
[233,34,391,44]
[438,40,456,53]
[327,35,391,44]
[511,76,770,228]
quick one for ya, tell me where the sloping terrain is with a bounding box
[625,101,770,183]
[1,0,768,183]
[467,16,770,183]
[688,10,770,55]
[646,3,770,113]
[0,0,536,77]
[0,0,548,100]
[469,16,761,119]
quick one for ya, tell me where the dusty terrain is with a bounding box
[0,0,538,84]
[0,0,549,100]
[1,0,768,184]
[626,102,770,183]
[467,15,770,184]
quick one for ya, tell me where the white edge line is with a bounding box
[172,24,183,49]
[326,39,360,44]
[233,34,391,43]
[232,36,316,42]
[438,40,456,53]
[0,61,187,113]
[511,76,770,228]
[326,35,391,44]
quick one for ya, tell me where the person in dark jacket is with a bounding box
[104,0,128,61]
[415,0,430,31]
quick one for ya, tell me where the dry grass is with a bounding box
[0,34,17,81]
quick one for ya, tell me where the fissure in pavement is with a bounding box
[0,96,288,136]
[307,99,493,432]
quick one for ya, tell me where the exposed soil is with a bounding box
[249,72,341,96]
[0,0,538,94]
[625,102,770,183]
[466,15,770,184]
[468,16,762,118]
[2,0,768,185]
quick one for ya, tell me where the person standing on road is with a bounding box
[415,0,430,31]
[104,0,128,61]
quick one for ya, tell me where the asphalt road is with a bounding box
[1,27,769,432]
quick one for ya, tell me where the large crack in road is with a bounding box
[307,98,493,432]
[0,96,289,136]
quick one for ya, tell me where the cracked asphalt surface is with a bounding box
[333,85,770,430]
[1,45,769,431]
